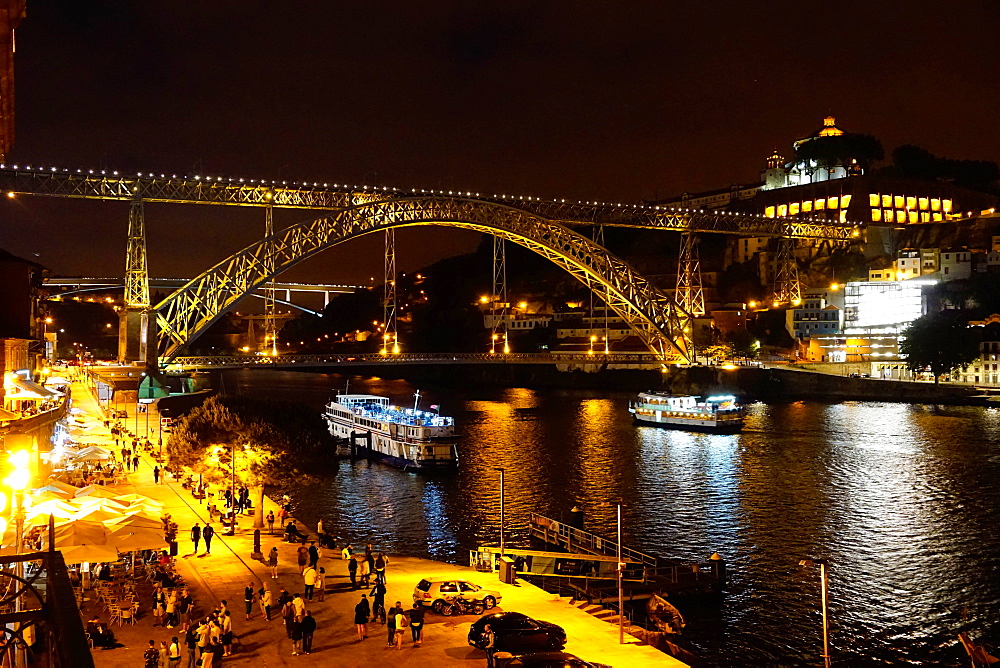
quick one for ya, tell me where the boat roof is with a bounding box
[334,394,388,401]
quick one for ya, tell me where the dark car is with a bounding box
[468,612,567,653]
[493,650,611,667]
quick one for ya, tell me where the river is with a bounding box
[218,369,1000,666]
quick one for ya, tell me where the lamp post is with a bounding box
[799,559,831,668]
[617,503,624,644]
[494,467,505,562]
[6,450,31,668]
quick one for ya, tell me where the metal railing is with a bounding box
[529,513,659,567]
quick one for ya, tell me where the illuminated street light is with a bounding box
[799,559,832,668]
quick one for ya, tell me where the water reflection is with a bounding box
[224,370,1000,665]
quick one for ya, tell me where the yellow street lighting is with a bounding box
[830,283,840,290]
[748,300,757,309]
[479,295,489,304]
[518,301,527,310]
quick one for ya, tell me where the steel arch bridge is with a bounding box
[155,196,692,363]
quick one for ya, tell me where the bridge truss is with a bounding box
[155,197,693,362]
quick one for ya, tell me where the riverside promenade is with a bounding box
[70,376,680,668]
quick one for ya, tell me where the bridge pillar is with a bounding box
[118,308,158,367]
[772,238,803,306]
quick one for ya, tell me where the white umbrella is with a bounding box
[109,527,166,552]
[25,505,77,523]
[59,544,120,564]
[72,497,129,511]
[26,499,78,516]
[73,486,122,500]
[72,448,113,462]
[104,514,162,531]
[126,502,165,516]
[52,521,109,548]
[38,479,79,494]
[114,494,163,507]
[74,507,121,523]
[32,485,74,499]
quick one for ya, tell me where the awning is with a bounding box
[8,377,57,399]
[0,407,17,420]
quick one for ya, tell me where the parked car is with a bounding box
[492,651,611,668]
[468,612,566,653]
[413,577,502,613]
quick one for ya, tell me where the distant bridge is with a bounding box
[162,352,663,372]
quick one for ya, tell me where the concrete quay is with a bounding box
[68,376,681,667]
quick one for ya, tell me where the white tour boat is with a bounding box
[323,391,459,469]
[629,392,744,433]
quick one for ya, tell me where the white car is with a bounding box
[413,577,502,613]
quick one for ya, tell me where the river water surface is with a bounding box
[220,369,1000,666]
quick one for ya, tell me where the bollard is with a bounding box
[252,528,263,560]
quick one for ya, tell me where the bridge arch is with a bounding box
[155,196,691,362]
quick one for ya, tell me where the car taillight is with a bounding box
[423,593,431,598]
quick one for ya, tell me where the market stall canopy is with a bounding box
[44,376,73,385]
[7,376,57,399]
[31,490,70,503]
[59,544,120,564]
[109,527,166,552]
[71,497,128,512]
[25,505,77,523]
[33,485,74,497]
[0,407,16,420]
[114,494,162,507]
[74,507,120,523]
[40,479,79,494]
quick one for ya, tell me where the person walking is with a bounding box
[290,615,304,656]
[354,594,370,641]
[260,586,273,621]
[316,567,326,602]
[267,547,279,578]
[244,582,255,621]
[266,510,275,535]
[370,581,386,624]
[308,541,319,569]
[301,610,316,654]
[409,602,425,646]
[281,598,295,639]
[153,465,161,484]
[296,544,309,574]
[132,454,139,471]
[393,605,407,650]
[202,522,214,554]
[359,555,371,588]
[348,554,358,590]
[303,565,317,601]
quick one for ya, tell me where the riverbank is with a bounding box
[72,373,680,667]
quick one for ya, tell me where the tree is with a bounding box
[166,396,330,528]
[899,313,980,384]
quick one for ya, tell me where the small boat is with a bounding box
[629,392,744,433]
[647,593,686,635]
[323,390,459,469]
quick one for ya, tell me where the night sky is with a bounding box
[2,1,999,285]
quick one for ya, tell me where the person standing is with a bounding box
[354,594,370,641]
[153,465,161,484]
[290,615,304,656]
[152,587,165,627]
[244,582,255,621]
[348,555,358,590]
[266,510,275,535]
[168,636,181,666]
[179,589,193,632]
[359,555,371,587]
[143,640,159,668]
[409,602,424,647]
[385,602,397,647]
[202,522,214,554]
[370,582,386,624]
[393,605,407,650]
[301,610,316,654]
[281,598,295,639]
[221,611,233,657]
[132,454,139,471]
[316,568,326,602]
[165,589,178,628]
[260,586,273,621]
[316,518,324,537]
[267,547,279,578]
[158,640,169,667]
[341,543,352,560]
[303,565,317,601]
[375,552,388,584]
[184,626,198,668]
[292,593,306,620]
[308,541,320,569]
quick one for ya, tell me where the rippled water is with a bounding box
[221,369,1000,665]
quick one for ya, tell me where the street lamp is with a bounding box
[799,559,831,668]
[494,467,505,561]
[5,450,31,668]
[617,503,624,644]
